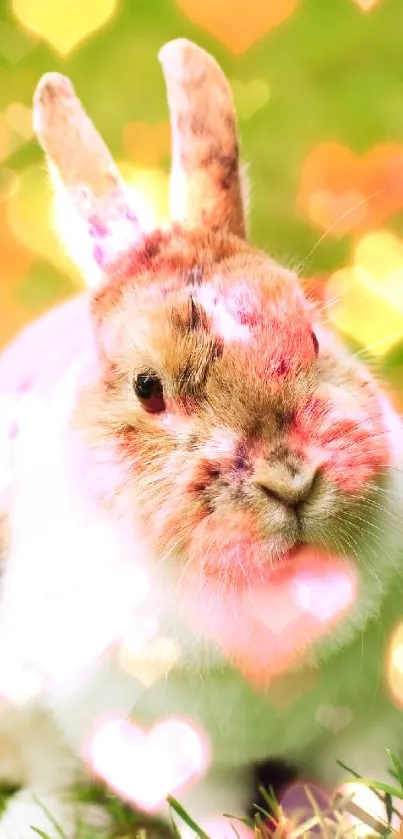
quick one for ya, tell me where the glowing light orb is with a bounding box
[315,704,354,734]
[123,122,171,169]
[180,548,357,686]
[118,163,169,230]
[392,643,403,672]
[175,0,298,54]
[0,102,33,166]
[89,717,209,811]
[352,0,383,10]
[7,164,81,283]
[0,21,36,64]
[299,143,403,235]
[230,78,270,121]
[12,0,117,55]
[30,563,151,687]
[118,635,181,687]
[281,783,334,835]
[291,567,355,623]
[387,622,403,708]
[327,230,403,356]
[0,658,44,706]
[339,782,397,836]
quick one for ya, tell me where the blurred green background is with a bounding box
[1,0,403,401]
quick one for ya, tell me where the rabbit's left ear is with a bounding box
[33,74,149,288]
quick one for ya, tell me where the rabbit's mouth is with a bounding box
[182,506,332,589]
[277,541,306,563]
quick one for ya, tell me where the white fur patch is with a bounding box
[195,282,251,343]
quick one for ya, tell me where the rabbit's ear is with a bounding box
[33,74,149,288]
[159,39,246,240]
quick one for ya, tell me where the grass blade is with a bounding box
[385,792,394,827]
[387,752,403,792]
[167,796,211,839]
[31,795,70,839]
[223,814,255,828]
[345,779,403,800]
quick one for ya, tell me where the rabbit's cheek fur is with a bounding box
[293,390,391,493]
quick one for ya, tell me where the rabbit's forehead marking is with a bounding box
[194,282,252,344]
[190,276,316,382]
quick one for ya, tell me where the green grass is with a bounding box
[2,753,403,839]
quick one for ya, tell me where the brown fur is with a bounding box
[34,41,392,588]
[69,219,390,596]
[92,227,253,319]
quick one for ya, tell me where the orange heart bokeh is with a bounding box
[298,143,403,235]
[175,0,298,54]
[123,121,171,168]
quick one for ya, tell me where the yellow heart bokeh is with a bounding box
[0,198,33,283]
[118,636,181,687]
[387,622,403,709]
[7,162,169,285]
[5,103,33,140]
[0,103,33,165]
[118,162,169,229]
[0,285,35,349]
[351,0,383,10]
[230,78,270,121]
[175,0,298,54]
[12,0,117,55]
[327,230,403,356]
[7,164,80,282]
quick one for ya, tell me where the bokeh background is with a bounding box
[0,0,403,402]
[2,0,403,824]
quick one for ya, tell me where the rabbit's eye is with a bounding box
[134,373,166,413]
[311,331,319,357]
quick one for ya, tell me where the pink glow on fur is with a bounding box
[89,717,209,811]
[195,284,251,343]
[179,548,356,686]
[8,420,19,441]
[159,411,193,434]
[11,563,151,689]
[293,395,390,492]
[0,296,92,400]
[225,281,263,327]
[210,283,317,383]
[195,280,316,373]
[200,428,238,463]
[378,391,403,463]
[291,570,355,623]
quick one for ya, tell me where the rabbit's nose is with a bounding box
[255,464,318,510]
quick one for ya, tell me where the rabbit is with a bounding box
[0,36,403,839]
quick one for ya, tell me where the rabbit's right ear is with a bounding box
[33,74,150,289]
[159,39,247,240]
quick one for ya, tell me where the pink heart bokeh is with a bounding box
[89,717,209,811]
[181,548,357,686]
